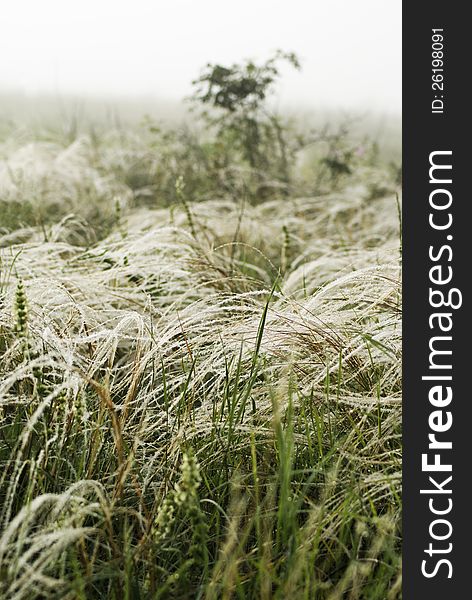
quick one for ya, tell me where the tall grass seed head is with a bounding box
[13,279,28,338]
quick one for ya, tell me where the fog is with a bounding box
[1,0,400,113]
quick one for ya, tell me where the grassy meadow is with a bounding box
[0,69,402,599]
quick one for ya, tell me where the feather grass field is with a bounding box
[0,104,401,599]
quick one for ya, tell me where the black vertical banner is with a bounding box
[404,3,469,598]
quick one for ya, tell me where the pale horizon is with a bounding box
[1,0,401,115]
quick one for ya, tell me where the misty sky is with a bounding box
[1,0,401,113]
